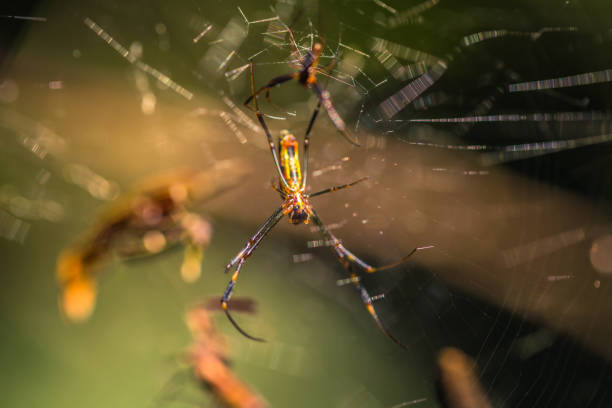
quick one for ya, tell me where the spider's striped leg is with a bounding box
[336,245,420,274]
[307,176,368,198]
[311,82,360,146]
[246,59,293,191]
[221,259,265,341]
[221,206,285,341]
[243,67,297,110]
[301,101,322,190]
[334,245,433,287]
[225,206,284,273]
[308,209,409,349]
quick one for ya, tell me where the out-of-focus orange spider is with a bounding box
[57,162,246,323]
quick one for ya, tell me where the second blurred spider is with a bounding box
[244,30,359,146]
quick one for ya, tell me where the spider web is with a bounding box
[1,0,612,407]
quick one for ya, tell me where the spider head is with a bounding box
[286,195,310,225]
[289,205,309,225]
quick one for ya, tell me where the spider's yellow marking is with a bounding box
[279,130,302,192]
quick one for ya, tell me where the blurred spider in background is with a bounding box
[57,162,247,322]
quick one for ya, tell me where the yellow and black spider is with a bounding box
[220,63,423,349]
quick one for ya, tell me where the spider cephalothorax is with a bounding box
[283,194,311,225]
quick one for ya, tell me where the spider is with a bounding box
[56,164,246,323]
[243,29,360,146]
[220,63,421,349]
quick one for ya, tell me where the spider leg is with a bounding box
[357,285,409,349]
[308,208,412,349]
[264,89,284,111]
[246,60,293,191]
[269,177,284,195]
[311,82,360,146]
[301,101,322,190]
[221,259,265,342]
[244,72,297,110]
[225,206,284,273]
[338,245,420,273]
[307,176,368,198]
[335,245,433,286]
[281,19,303,61]
[221,206,285,341]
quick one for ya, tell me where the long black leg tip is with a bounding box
[224,307,266,342]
